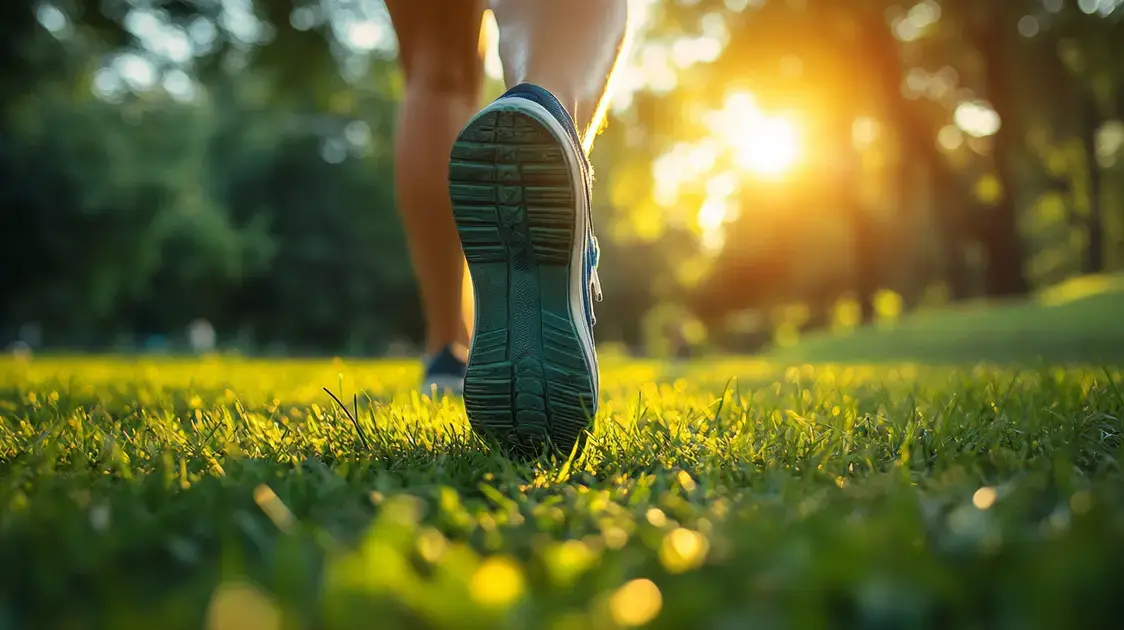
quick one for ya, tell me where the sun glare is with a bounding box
[652,90,803,251]
[734,117,799,175]
[707,92,801,178]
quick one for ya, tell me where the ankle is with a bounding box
[425,340,468,362]
[519,78,587,136]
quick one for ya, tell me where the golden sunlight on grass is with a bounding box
[608,578,663,627]
[470,556,525,608]
[5,357,1124,627]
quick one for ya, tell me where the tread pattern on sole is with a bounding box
[449,107,596,458]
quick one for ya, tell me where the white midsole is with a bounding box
[470,97,599,400]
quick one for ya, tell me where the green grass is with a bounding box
[772,273,1124,364]
[2,355,1123,629]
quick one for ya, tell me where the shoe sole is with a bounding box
[449,101,597,459]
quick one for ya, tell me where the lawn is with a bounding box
[1,354,1123,629]
[772,273,1124,364]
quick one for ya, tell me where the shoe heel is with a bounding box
[449,106,596,459]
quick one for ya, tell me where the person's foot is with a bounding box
[421,344,467,397]
[449,83,601,459]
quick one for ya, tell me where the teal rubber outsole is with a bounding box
[449,106,596,460]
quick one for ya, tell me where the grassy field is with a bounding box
[1,354,1123,629]
[772,273,1124,364]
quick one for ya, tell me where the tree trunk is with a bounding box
[975,19,1030,297]
[857,15,974,301]
[915,141,978,301]
[850,198,878,323]
[1081,91,1105,274]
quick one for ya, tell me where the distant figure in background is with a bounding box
[385,0,629,457]
[188,319,216,354]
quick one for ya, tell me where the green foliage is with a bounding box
[1,356,1123,628]
[2,0,1124,353]
[0,3,416,352]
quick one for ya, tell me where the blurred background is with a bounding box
[2,0,1123,361]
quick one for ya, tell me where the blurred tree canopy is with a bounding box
[1,0,419,353]
[1,0,1122,356]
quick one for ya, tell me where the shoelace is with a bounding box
[584,163,602,325]
[589,234,602,304]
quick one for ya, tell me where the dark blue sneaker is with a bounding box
[448,83,601,459]
[421,344,467,397]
